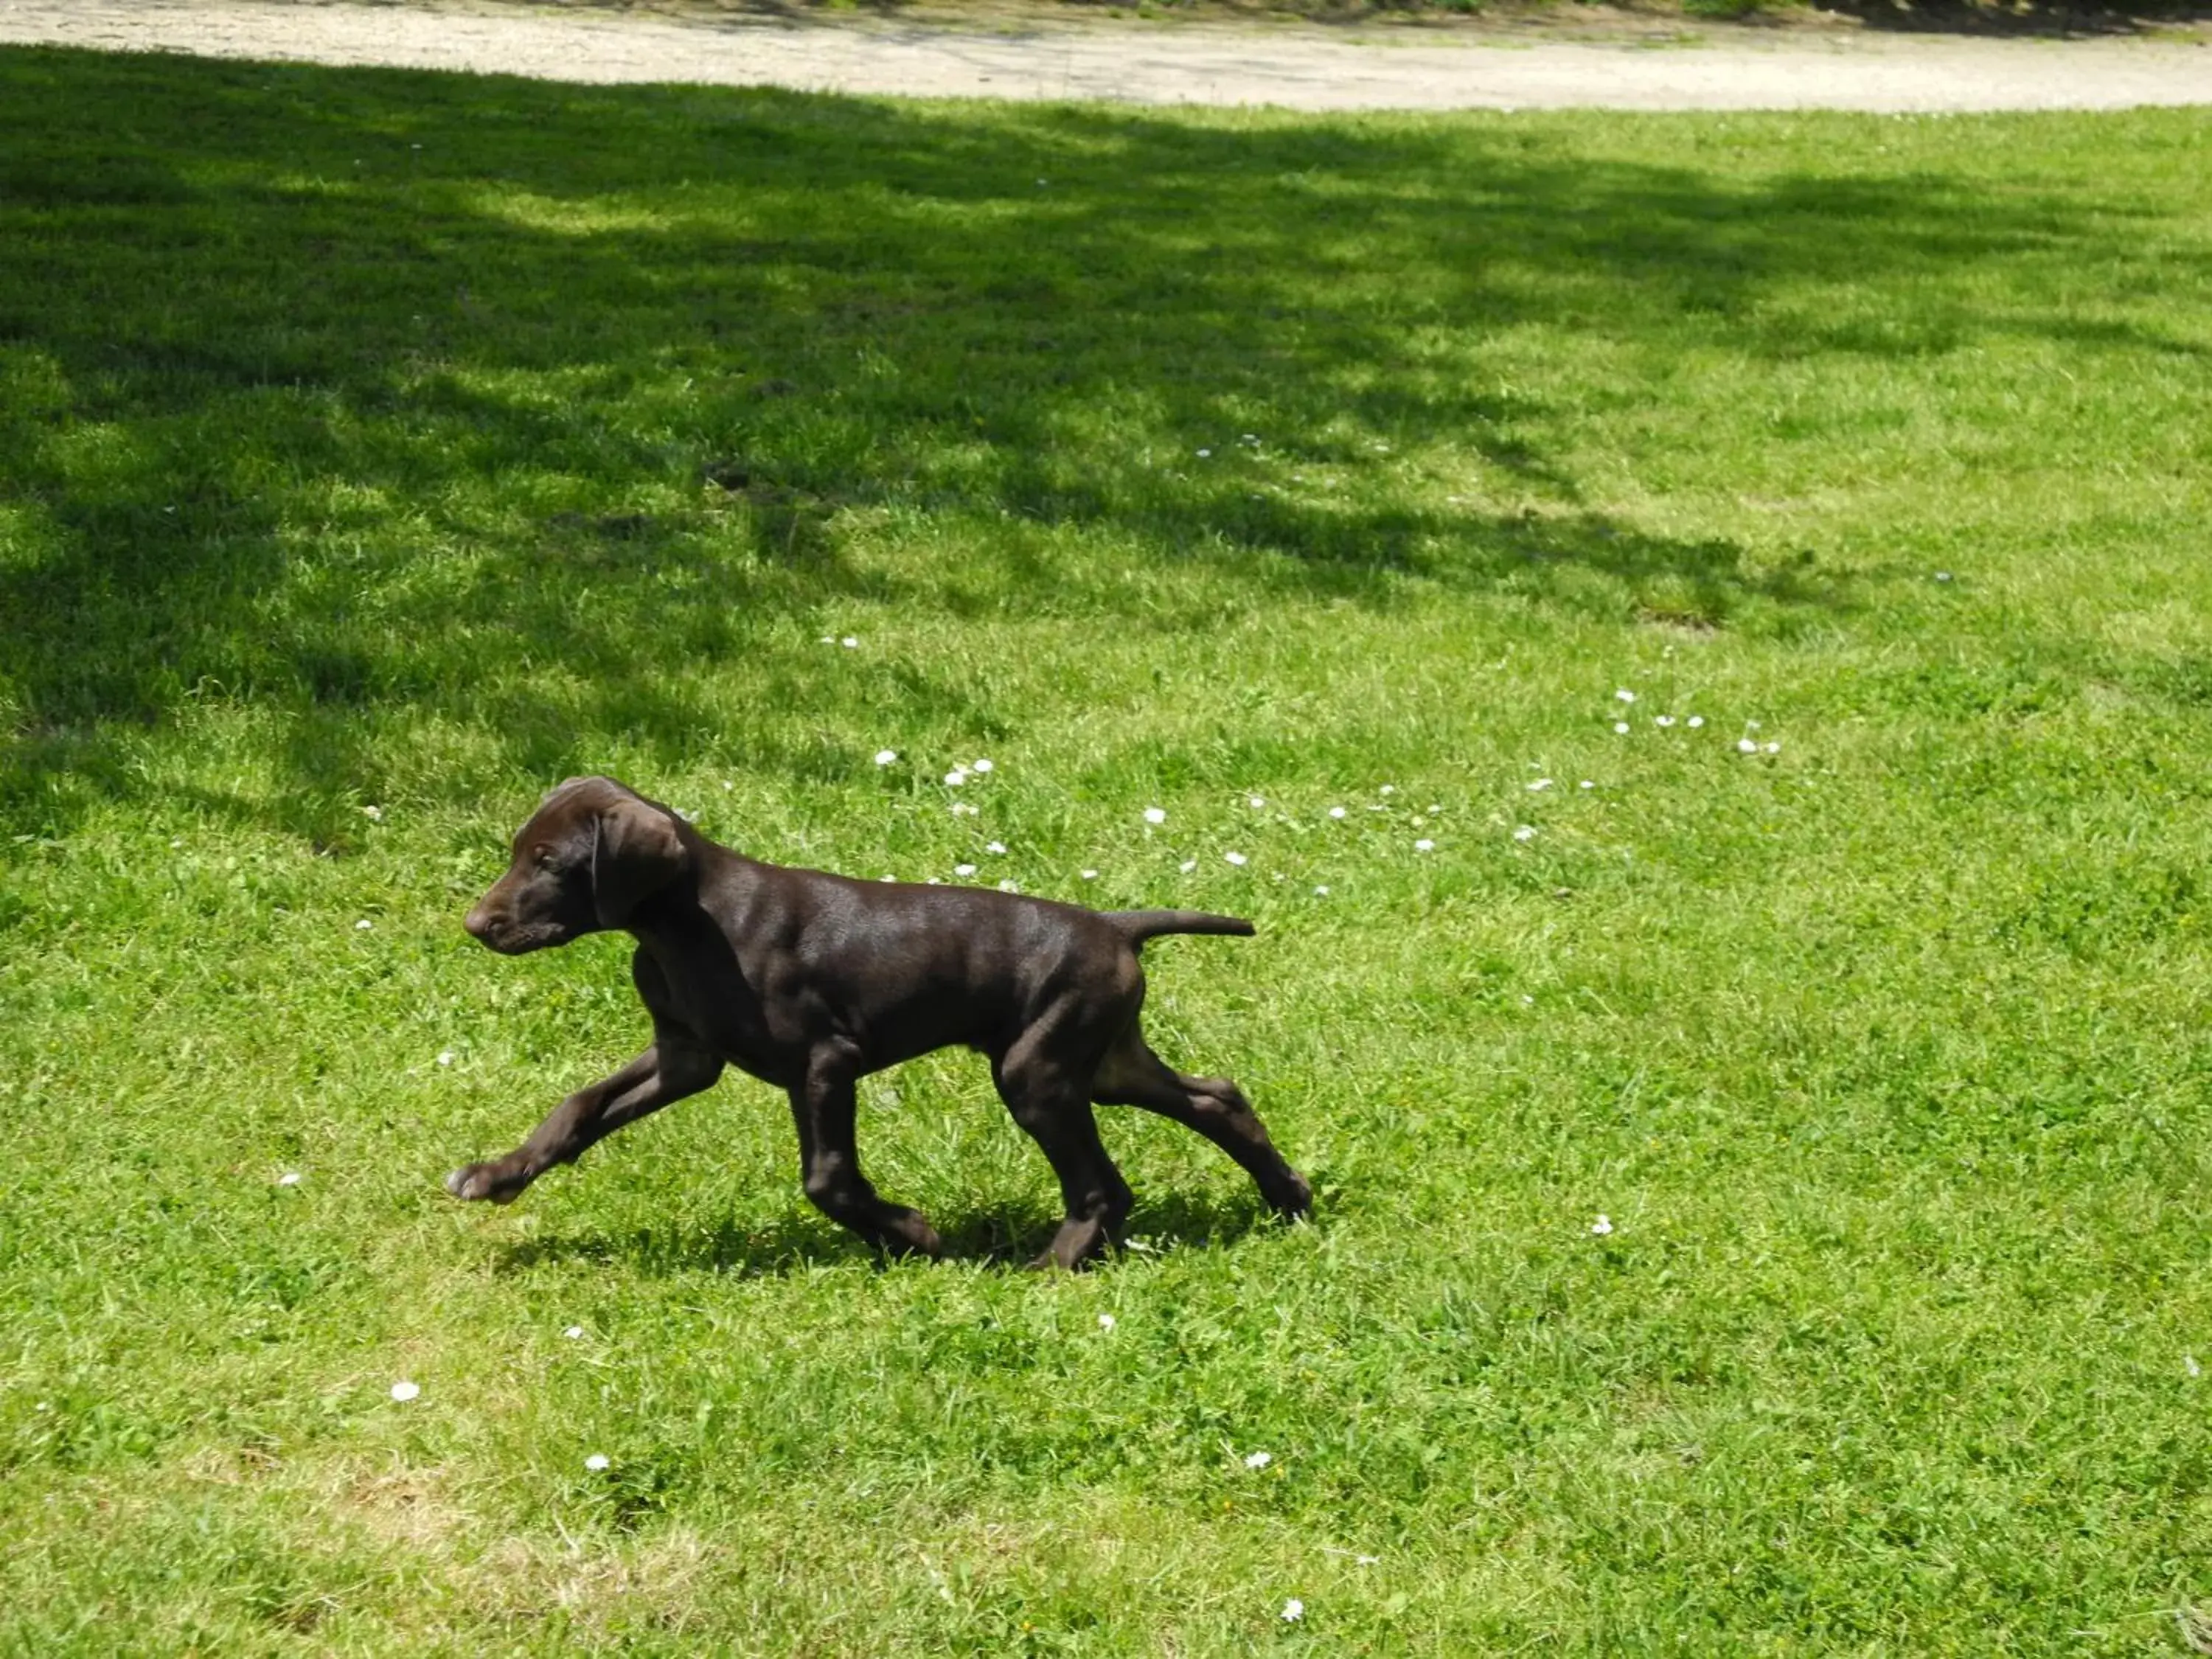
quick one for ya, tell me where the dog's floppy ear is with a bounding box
[591,793,689,928]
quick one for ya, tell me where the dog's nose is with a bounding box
[464,904,495,941]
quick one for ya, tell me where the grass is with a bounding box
[3,42,2212,1653]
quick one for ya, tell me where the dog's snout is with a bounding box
[464,902,498,942]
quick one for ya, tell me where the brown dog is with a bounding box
[449,777,1310,1267]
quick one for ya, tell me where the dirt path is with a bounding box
[4,0,2208,110]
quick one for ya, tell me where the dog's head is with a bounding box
[464,776,690,955]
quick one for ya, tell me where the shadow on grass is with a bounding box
[0,48,2188,836]
[493,1187,1281,1275]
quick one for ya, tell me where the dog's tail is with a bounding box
[1105,909,1256,945]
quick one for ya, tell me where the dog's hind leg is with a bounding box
[1091,1029,1311,1220]
[993,1015,1135,1270]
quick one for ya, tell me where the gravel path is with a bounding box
[4,0,2209,110]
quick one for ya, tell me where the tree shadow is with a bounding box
[357,0,2212,37]
[1,47,2191,838]
[1813,0,2212,35]
[491,1185,1284,1276]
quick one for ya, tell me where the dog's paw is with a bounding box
[879,1213,945,1259]
[1031,1215,1112,1271]
[1269,1170,1315,1220]
[444,1162,524,1204]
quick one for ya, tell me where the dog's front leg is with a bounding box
[444,1040,723,1203]
[788,1043,944,1257]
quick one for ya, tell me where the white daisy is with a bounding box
[389,1380,420,1402]
[955,863,976,877]
[1144,807,1166,825]
[1224,852,1247,866]
[1244,1450,1273,1470]
[585,1453,611,1472]
[873,750,897,766]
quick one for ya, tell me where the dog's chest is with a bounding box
[636,932,793,1084]
[681,976,794,1081]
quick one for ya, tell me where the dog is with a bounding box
[448,776,1311,1267]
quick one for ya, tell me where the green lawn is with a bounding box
[3,45,2211,1653]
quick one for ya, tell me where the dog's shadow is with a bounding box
[491,1189,1287,1280]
